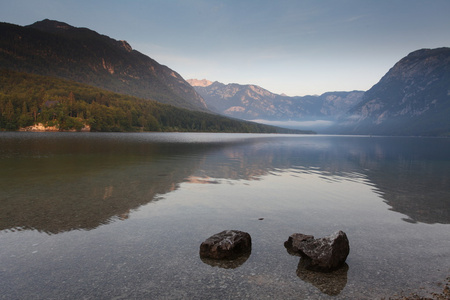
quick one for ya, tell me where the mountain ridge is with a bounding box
[188,79,364,131]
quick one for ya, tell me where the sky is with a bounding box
[1,0,449,96]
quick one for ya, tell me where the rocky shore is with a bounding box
[19,123,91,132]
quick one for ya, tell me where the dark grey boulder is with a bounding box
[284,233,314,256]
[285,230,350,272]
[199,230,252,260]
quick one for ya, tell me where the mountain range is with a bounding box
[0,19,308,134]
[1,19,449,136]
[190,47,450,136]
[187,79,364,131]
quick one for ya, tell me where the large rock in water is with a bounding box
[285,231,350,272]
[199,230,252,260]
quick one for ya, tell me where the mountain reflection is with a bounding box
[187,136,450,224]
[345,137,450,224]
[0,148,200,234]
[0,133,227,234]
[1,133,449,234]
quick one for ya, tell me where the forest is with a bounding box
[0,70,310,134]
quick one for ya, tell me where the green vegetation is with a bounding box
[0,70,311,133]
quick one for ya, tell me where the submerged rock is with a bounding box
[199,230,252,260]
[285,231,350,272]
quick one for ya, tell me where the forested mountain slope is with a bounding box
[0,69,311,134]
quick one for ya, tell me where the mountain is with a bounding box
[335,47,450,136]
[190,47,450,136]
[0,19,207,111]
[189,80,363,131]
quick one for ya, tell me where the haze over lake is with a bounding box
[0,132,449,299]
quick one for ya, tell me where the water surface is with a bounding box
[0,132,449,299]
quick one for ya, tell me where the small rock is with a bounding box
[285,231,350,272]
[200,230,252,260]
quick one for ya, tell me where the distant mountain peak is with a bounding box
[187,79,213,87]
[192,80,364,131]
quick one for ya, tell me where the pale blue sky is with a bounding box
[1,0,449,96]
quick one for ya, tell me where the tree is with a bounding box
[4,100,14,122]
[68,91,75,117]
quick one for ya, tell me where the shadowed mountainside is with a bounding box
[0,19,207,111]
[335,47,450,136]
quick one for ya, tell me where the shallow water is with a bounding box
[0,132,449,299]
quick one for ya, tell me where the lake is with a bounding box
[0,132,449,299]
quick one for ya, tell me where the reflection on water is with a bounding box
[0,132,449,299]
[0,142,199,234]
[343,137,450,224]
[1,133,448,234]
[200,251,252,269]
[0,132,251,233]
[297,262,349,296]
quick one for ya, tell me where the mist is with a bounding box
[251,119,335,132]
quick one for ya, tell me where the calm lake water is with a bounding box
[0,132,449,299]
